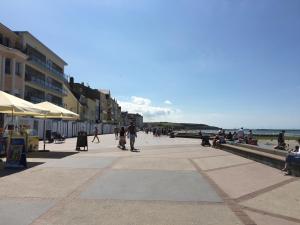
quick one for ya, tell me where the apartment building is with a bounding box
[120,111,129,127]
[133,113,144,128]
[63,83,82,115]
[111,98,121,125]
[0,23,27,97]
[99,89,112,123]
[0,22,68,107]
[69,77,100,122]
[121,112,144,129]
[14,31,68,106]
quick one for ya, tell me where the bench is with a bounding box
[52,132,66,144]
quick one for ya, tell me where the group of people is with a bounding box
[120,123,138,151]
[208,128,256,148]
[144,127,172,137]
[92,123,138,152]
[226,128,255,143]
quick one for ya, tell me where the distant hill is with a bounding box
[143,122,220,130]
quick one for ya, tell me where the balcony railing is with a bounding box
[46,95,63,107]
[28,55,68,82]
[25,95,45,104]
[29,76,67,96]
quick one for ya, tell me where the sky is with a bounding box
[1,0,300,129]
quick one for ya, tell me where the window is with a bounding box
[15,62,21,76]
[26,44,46,62]
[4,37,10,47]
[5,58,11,74]
[0,33,3,45]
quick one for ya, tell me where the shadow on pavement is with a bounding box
[27,151,78,159]
[0,161,44,178]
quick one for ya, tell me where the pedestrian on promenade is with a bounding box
[118,127,126,150]
[114,126,119,140]
[92,126,100,143]
[198,130,203,139]
[127,122,137,151]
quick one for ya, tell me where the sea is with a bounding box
[190,129,300,137]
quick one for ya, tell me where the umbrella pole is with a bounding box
[43,118,46,151]
[39,117,49,152]
[11,109,13,126]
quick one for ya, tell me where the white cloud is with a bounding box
[131,96,151,106]
[119,96,181,122]
[164,100,172,105]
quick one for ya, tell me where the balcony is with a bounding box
[46,95,63,107]
[25,95,45,104]
[28,76,66,96]
[45,81,65,96]
[28,55,68,82]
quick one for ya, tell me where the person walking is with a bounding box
[114,126,119,140]
[118,127,126,150]
[92,126,100,143]
[127,122,137,151]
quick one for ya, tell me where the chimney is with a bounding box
[70,77,74,89]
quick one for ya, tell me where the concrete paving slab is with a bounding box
[70,151,135,158]
[193,155,253,171]
[0,198,55,225]
[1,133,296,224]
[39,157,116,169]
[37,200,243,225]
[206,163,290,199]
[136,149,230,159]
[245,210,300,225]
[112,157,196,171]
[0,168,99,198]
[81,170,222,202]
[241,180,300,220]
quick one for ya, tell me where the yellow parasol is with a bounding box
[0,90,48,116]
[35,101,79,151]
[35,101,79,119]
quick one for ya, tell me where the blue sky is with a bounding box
[1,0,300,128]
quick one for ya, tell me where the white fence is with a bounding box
[4,115,116,139]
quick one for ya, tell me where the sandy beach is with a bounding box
[258,139,299,151]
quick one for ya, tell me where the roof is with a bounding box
[14,31,68,66]
[0,23,19,39]
[99,89,110,95]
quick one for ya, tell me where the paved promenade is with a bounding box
[0,133,299,225]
